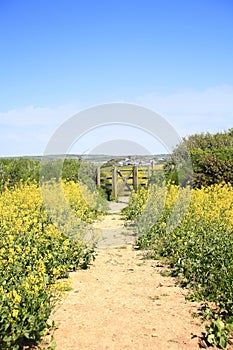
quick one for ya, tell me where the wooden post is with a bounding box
[112,166,118,198]
[96,166,100,187]
[147,165,151,185]
[133,165,138,192]
[151,160,155,176]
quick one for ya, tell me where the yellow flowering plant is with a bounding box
[0,180,101,349]
[127,182,233,348]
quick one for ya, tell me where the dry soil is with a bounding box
[44,198,218,350]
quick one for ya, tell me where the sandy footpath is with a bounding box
[43,198,216,350]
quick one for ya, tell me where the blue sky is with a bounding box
[0,0,233,156]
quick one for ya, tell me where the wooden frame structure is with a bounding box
[96,165,153,198]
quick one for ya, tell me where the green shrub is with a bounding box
[164,128,233,188]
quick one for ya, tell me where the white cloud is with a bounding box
[0,104,78,156]
[134,85,233,137]
[1,85,233,156]
[71,124,167,155]
[0,104,77,128]
[0,104,169,156]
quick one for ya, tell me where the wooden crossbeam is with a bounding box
[117,169,133,192]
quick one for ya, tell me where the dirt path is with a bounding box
[47,199,208,350]
[94,197,135,248]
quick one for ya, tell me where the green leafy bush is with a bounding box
[164,128,233,188]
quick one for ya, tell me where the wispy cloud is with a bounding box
[1,85,233,156]
[134,85,233,136]
[0,104,78,156]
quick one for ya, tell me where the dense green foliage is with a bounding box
[164,128,233,187]
[0,158,40,189]
[125,183,233,348]
[0,158,87,191]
